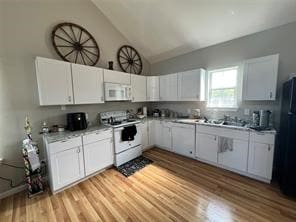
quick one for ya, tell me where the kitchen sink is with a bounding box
[174,119,199,124]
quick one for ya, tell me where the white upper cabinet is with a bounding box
[147,76,160,101]
[178,69,206,101]
[243,54,279,101]
[131,74,147,102]
[160,73,178,101]
[35,57,73,105]
[71,63,104,104]
[103,69,131,84]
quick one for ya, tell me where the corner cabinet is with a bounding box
[131,74,147,102]
[71,64,104,104]
[178,69,206,101]
[35,57,74,105]
[160,73,178,101]
[147,76,160,101]
[243,54,279,101]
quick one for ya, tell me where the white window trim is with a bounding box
[206,65,243,111]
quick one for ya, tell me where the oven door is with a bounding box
[104,83,131,101]
[114,124,142,154]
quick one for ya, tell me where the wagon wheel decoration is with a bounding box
[117,45,143,74]
[51,22,100,66]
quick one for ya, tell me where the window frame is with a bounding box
[206,66,242,110]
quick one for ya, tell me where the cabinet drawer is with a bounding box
[49,136,82,154]
[250,132,275,144]
[83,129,112,145]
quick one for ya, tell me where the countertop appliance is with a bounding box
[100,111,142,166]
[104,82,131,101]
[279,77,296,197]
[67,112,87,131]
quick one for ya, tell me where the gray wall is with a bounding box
[0,0,150,194]
[151,22,296,129]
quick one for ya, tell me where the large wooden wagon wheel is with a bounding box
[117,45,143,74]
[51,22,100,66]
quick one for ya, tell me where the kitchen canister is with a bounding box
[259,110,271,129]
[252,111,260,127]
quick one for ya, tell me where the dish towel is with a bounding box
[218,136,233,153]
[122,125,137,141]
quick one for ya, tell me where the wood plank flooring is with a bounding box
[1,148,296,222]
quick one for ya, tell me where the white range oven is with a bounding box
[100,111,142,167]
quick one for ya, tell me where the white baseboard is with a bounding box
[0,184,26,199]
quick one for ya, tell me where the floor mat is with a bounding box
[117,156,153,177]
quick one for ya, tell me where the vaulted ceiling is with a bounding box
[92,0,296,63]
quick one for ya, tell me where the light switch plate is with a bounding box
[61,105,66,111]
[244,109,250,115]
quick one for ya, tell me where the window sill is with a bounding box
[206,107,239,112]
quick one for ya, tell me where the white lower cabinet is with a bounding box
[45,129,114,193]
[83,138,113,176]
[50,144,85,192]
[196,133,218,163]
[160,122,172,150]
[218,139,248,172]
[172,123,195,158]
[139,121,149,150]
[248,142,274,179]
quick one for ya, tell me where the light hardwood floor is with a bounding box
[1,148,296,222]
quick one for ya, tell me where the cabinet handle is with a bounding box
[132,97,135,101]
[214,136,217,141]
[268,145,271,151]
[77,147,80,153]
[68,96,72,102]
[269,92,272,99]
[60,140,68,143]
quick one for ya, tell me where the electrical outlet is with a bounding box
[61,105,67,111]
[0,158,4,164]
[244,109,250,116]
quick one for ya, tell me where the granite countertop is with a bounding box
[141,116,277,134]
[43,125,112,143]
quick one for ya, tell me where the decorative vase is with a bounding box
[108,61,114,70]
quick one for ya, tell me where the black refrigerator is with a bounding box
[279,77,296,197]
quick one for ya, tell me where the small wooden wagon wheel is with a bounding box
[117,45,143,74]
[51,22,100,66]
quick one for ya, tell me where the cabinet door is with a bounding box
[243,54,279,100]
[218,139,248,172]
[72,63,104,104]
[160,74,178,101]
[51,146,84,191]
[103,69,131,84]
[131,75,147,102]
[84,138,113,176]
[154,121,163,147]
[148,120,155,146]
[139,122,149,149]
[147,76,160,101]
[35,57,73,105]
[248,142,274,180]
[178,69,206,101]
[160,124,172,151]
[196,133,218,163]
[172,126,195,158]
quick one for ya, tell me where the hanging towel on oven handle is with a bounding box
[122,125,137,141]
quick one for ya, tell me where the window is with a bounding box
[207,66,239,109]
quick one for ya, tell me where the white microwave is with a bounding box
[104,82,132,101]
